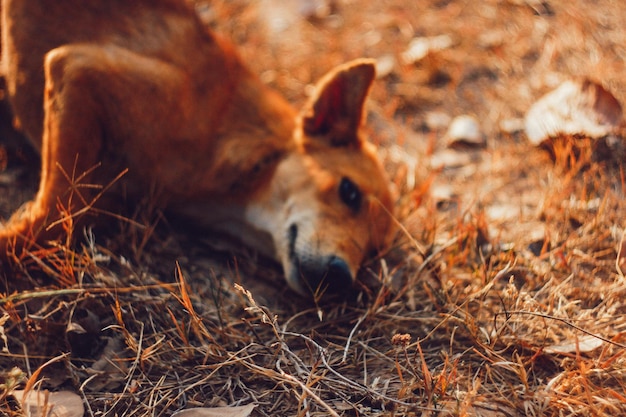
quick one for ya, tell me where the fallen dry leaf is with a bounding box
[430,148,477,169]
[171,404,256,417]
[401,34,454,64]
[524,78,623,145]
[12,390,84,417]
[444,114,485,148]
[544,335,604,354]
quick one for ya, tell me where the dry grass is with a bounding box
[2,0,626,416]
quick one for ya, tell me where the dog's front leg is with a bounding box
[0,43,194,272]
[0,45,132,265]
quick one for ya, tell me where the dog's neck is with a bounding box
[224,149,286,194]
[163,45,302,257]
[198,69,300,197]
[167,137,300,263]
[170,150,306,261]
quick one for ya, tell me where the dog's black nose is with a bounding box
[299,256,354,295]
[324,256,353,293]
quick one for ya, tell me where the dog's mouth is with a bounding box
[286,223,354,296]
[288,223,298,262]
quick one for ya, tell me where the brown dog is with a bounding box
[0,0,394,296]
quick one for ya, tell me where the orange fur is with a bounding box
[0,0,394,296]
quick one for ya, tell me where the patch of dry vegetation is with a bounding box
[2,0,626,416]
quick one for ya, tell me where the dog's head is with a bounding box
[250,59,395,297]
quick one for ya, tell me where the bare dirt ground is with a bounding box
[1,0,626,416]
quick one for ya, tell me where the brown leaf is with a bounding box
[12,390,84,417]
[171,404,256,417]
[524,78,623,145]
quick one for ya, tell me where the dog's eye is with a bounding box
[339,177,362,212]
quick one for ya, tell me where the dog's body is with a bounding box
[0,0,394,295]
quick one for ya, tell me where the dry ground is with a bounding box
[1,0,626,416]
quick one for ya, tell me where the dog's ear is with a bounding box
[301,59,375,147]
